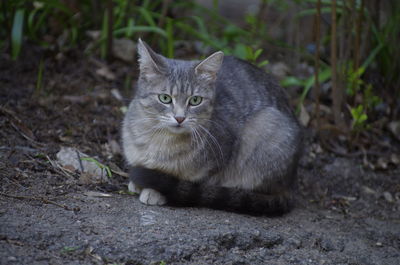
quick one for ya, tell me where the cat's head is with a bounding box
[135,39,223,135]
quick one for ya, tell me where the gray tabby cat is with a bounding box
[122,39,302,215]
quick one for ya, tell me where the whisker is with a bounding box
[197,124,223,166]
[192,127,209,163]
[196,118,227,132]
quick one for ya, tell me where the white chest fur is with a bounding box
[123,126,208,181]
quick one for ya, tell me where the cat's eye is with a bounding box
[189,96,203,106]
[158,94,172,104]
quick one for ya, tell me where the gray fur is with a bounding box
[122,39,302,215]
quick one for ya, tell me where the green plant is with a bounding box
[2,0,80,59]
[350,104,368,131]
[11,9,24,60]
[81,157,112,178]
[281,67,332,114]
[61,246,79,253]
[34,58,44,97]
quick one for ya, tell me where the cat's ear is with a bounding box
[194,51,224,82]
[137,38,167,79]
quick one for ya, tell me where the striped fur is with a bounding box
[129,167,292,216]
[122,39,302,216]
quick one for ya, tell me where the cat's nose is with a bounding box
[174,116,186,124]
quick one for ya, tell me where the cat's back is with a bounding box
[215,56,293,117]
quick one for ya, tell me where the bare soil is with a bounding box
[1,48,399,265]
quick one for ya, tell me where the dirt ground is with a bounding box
[1,48,399,265]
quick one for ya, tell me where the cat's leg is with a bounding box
[139,188,167,205]
[129,166,177,206]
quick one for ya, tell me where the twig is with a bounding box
[106,0,114,61]
[0,106,44,148]
[157,0,172,30]
[76,150,85,172]
[152,0,172,46]
[330,0,344,128]
[110,169,128,178]
[354,0,364,74]
[45,155,76,179]
[0,192,79,212]
[255,0,268,38]
[320,137,385,158]
[313,0,322,130]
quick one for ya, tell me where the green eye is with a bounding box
[189,96,203,106]
[158,94,172,104]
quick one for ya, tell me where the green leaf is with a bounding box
[359,113,367,123]
[100,10,108,59]
[281,76,304,87]
[297,7,343,17]
[257,60,269,67]
[175,21,223,50]
[11,9,25,60]
[138,7,157,27]
[125,18,135,38]
[81,157,112,178]
[233,43,247,60]
[113,26,167,38]
[166,18,174,58]
[35,58,44,96]
[254,49,263,60]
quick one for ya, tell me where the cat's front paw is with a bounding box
[128,181,142,194]
[139,188,167,206]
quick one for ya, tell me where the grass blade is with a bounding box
[166,18,174,58]
[11,9,25,60]
[113,26,167,38]
[34,58,44,97]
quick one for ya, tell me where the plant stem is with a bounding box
[313,0,321,129]
[106,0,114,61]
[331,0,344,128]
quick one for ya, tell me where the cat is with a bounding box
[121,39,302,215]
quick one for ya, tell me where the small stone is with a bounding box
[113,38,136,62]
[299,104,310,127]
[361,186,376,196]
[96,67,116,80]
[383,191,394,203]
[390,154,400,165]
[377,157,388,170]
[376,242,383,247]
[320,238,335,252]
[111,88,123,102]
[57,147,109,183]
[388,121,400,140]
[7,256,17,262]
[270,62,290,81]
[286,237,302,248]
[108,139,121,155]
[86,30,101,40]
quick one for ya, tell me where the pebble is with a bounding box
[383,191,394,203]
[361,186,377,196]
[286,237,302,248]
[388,121,400,140]
[112,38,136,62]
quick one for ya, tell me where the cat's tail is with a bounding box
[129,167,293,216]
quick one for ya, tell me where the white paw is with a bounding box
[139,188,167,206]
[128,181,142,194]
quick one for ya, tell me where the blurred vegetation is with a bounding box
[1,0,399,141]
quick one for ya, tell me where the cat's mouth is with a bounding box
[167,124,190,134]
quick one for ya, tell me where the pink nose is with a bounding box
[174,116,185,124]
